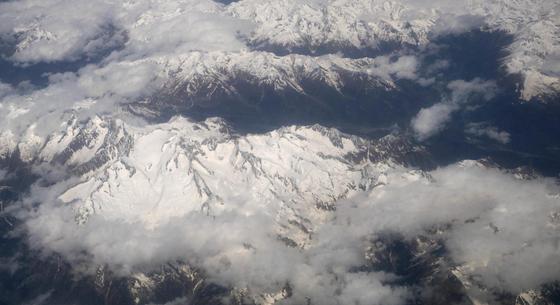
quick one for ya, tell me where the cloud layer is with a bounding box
[0,0,251,63]
[7,115,558,303]
[17,143,560,303]
[0,1,558,304]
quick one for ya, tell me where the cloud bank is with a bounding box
[16,151,560,303]
[0,0,251,63]
[0,1,558,304]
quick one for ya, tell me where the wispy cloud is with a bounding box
[465,122,511,144]
[411,78,497,140]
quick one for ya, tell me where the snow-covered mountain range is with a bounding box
[1,1,560,305]
[1,0,558,102]
[227,0,560,100]
[9,114,427,243]
[2,114,558,305]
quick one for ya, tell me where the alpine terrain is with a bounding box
[0,0,559,305]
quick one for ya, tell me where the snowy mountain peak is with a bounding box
[8,115,427,251]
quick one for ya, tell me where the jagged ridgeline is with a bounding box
[0,0,559,305]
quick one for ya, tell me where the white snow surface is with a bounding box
[0,0,558,100]
[0,1,559,304]
[12,115,560,304]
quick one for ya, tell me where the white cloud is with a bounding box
[77,60,164,98]
[0,0,120,63]
[0,0,252,64]
[11,116,560,303]
[411,78,497,140]
[430,13,486,36]
[0,1,558,303]
[466,122,511,144]
[15,156,560,302]
[411,102,458,140]
[329,163,560,293]
[447,78,498,101]
[0,82,13,98]
[0,0,257,151]
[366,55,420,81]
[1,0,557,103]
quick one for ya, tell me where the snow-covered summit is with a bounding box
[228,0,434,52]
[1,1,560,304]
[1,0,558,102]
[226,0,559,100]
[8,114,560,305]
[9,115,425,243]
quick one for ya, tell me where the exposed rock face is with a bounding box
[2,115,559,305]
[0,1,559,305]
